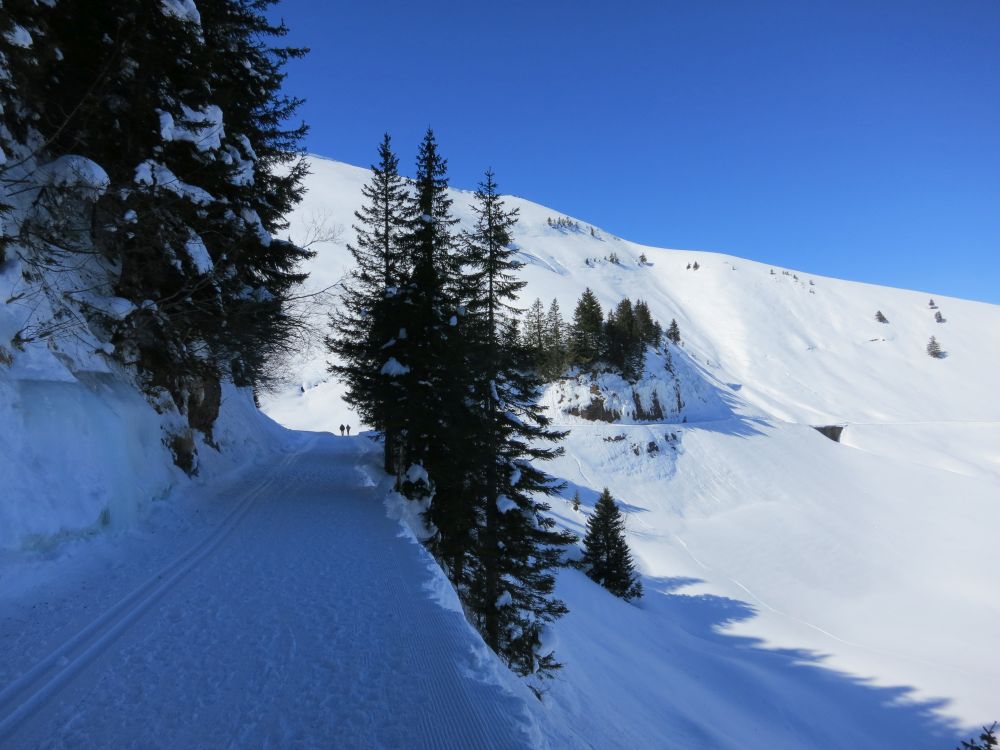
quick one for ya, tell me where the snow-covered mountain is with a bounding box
[262,156,1000,747]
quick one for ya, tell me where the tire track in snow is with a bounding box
[0,447,303,743]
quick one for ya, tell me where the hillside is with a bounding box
[262,156,1000,747]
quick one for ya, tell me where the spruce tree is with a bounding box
[542,298,567,380]
[634,300,660,347]
[521,297,547,369]
[603,299,643,380]
[875,310,889,324]
[582,488,643,601]
[328,134,411,472]
[386,129,462,499]
[958,722,998,750]
[927,336,943,358]
[459,169,575,682]
[569,288,604,368]
[666,318,681,345]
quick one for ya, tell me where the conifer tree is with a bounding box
[385,129,462,498]
[327,134,411,471]
[634,300,660,347]
[927,336,943,358]
[958,722,998,750]
[521,297,547,367]
[542,298,567,380]
[569,288,604,368]
[582,488,643,601]
[459,169,575,681]
[875,310,889,324]
[666,318,681,345]
[604,299,643,380]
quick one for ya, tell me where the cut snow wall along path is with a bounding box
[0,435,567,749]
[0,372,177,551]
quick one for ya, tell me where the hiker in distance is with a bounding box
[339,424,345,436]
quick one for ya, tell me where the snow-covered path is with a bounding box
[0,435,550,749]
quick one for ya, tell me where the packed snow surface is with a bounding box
[0,435,564,748]
[259,156,1000,746]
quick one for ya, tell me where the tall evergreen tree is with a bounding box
[581,488,643,601]
[569,288,604,368]
[604,298,644,380]
[459,170,575,682]
[327,134,411,471]
[542,298,567,380]
[386,129,466,524]
[521,297,546,367]
[634,300,660,347]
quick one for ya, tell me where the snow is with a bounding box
[159,105,224,152]
[77,293,137,321]
[0,436,569,748]
[183,232,213,275]
[3,25,33,48]
[496,496,519,514]
[134,159,214,205]
[39,155,110,196]
[159,0,201,25]
[379,356,409,376]
[258,155,1000,745]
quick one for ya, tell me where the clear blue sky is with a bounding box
[269,0,1000,304]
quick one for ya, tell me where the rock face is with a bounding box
[567,385,620,422]
[543,348,725,425]
[813,425,845,443]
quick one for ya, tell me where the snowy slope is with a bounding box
[262,156,1000,746]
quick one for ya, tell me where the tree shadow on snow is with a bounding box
[626,574,966,748]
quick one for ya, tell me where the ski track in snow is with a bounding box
[0,436,549,749]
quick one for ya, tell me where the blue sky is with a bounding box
[270,1,1000,304]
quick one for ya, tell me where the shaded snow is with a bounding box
[183,233,213,275]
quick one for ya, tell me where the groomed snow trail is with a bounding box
[0,435,548,749]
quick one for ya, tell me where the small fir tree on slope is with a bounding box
[666,319,682,345]
[582,488,643,601]
[927,336,944,359]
